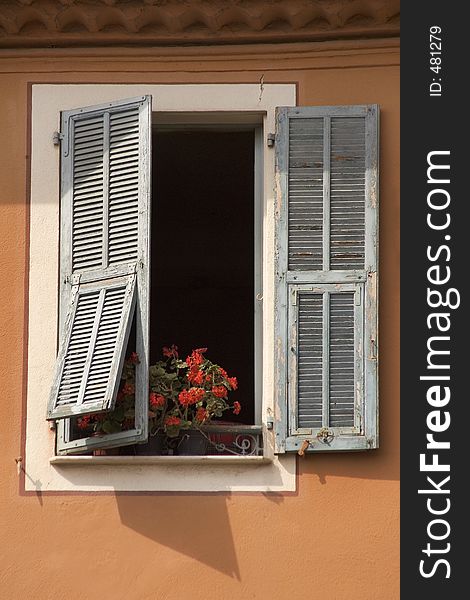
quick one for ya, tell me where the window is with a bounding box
[48,97,265,456]
[25,84,377,492]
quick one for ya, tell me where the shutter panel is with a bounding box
[296,292,323,429]
[64,99,144,283]
[48,276,136,420]
[49,96,151,454]
[275,105,378,452]
[287,117,324,270]
[328,292,356,427]
[330,117,366,270]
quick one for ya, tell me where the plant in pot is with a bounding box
[151,345,240,455]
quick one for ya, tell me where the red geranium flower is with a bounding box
[77,415,91,430]
[149,392,165,409]
[233,401,241,415]
[165,415,181,426]
[121,383,135,396]
[186,348,207,368]
[163,344,179,359]
[128,352,140,364]
[179,387,205,406]
[227,377,238,391]
[212,385,227,399]
[195,407,208,423]
[188,367,204,385]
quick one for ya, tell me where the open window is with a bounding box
[48,96,378,457]
[51,97,264,456]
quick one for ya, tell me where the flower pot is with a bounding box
[177,430,208,456]
[134,432,167,456]
[92,447,121,456]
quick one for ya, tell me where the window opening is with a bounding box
[150,129,255,425]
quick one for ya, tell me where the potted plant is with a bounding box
[149,345,240,455]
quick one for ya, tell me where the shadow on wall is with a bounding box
[298,444,399,484]
[114,493,246,580]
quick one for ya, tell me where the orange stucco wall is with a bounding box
[0,40,399,599]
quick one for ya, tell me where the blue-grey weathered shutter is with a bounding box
[49,96,151,453]
[274,105,378,452]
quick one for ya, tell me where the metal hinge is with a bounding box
[267,133,275,147]
[64,273,81,286]
[53,131,64,146]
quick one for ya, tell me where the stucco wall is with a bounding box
[0,39,399,599]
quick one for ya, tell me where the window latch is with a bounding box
[53,131,64,146]
[267,133,275,147]
[317,427,334,444]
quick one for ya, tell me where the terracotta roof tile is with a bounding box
[0,0,400,48]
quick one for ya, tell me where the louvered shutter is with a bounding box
[274,105,378,452]
[48,96,151,431]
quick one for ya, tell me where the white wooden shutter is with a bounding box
[274,105,378,452]
[49,96,151,453]
[48,277,136,419]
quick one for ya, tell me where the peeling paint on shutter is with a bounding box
[275,105,378,452]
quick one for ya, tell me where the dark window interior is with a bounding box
[150,129,255,424]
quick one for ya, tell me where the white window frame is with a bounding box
[26,83,297,492]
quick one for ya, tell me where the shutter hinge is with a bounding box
[64,274,80,285]
[53,131,64,146]
[267,133,276,147]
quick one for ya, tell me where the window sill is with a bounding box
[50,454,272,466]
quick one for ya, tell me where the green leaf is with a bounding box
[102,421,122,434]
